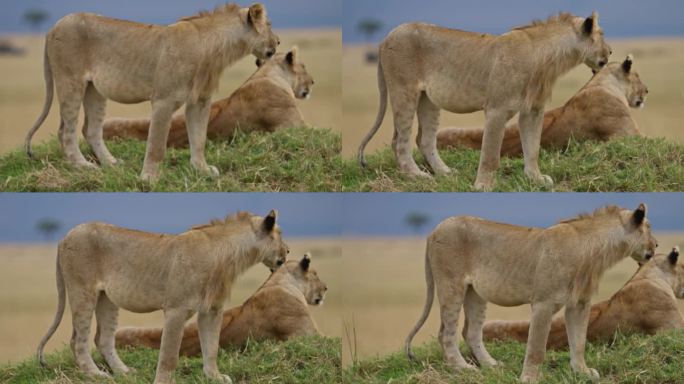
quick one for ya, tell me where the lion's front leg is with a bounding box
[519,109,553,187]
[474,108,514,191]
[141,99,182,183]
[154,308,194,384]
[186,99,219,178]
[565,301,599,381]
[198,307,232,383]
[520,301,561,383]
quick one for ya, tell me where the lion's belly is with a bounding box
[424,81,486,114]
[91,73,154,104]
[101,274,166,313]
[470,269,534,307]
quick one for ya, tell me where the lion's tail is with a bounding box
[37,251,65,367]
[482,319,534,344]
[483,315,573,349]
[102,118,153,142]
[26,39,54,159]
[115,326,164,350]
[436,125,524,156]
[358,59,388,168]
[405,241,435,362]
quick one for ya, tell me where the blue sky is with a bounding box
[0,0,341,33]
[344,0,684,43]
[0,193,682,242]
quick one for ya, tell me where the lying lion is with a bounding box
[482,247,683,348]
[101,47,313,148]
[436,55,648,155]
[114,253,327,355]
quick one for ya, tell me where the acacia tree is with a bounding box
[36,218,61,241]
[23,9,49,32]
[405,212,430,234]
[357,19,383,42]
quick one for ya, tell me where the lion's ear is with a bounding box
[286,46,299,66]
[248,4,267,33]
[262,209,277,232]
[632,203,647,226]
[582,11,599,35]
[622,54,633,74]
[300,252,311,272]
[669,246,680,265]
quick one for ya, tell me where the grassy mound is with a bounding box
[344,136,684,191]
[344,330,684,384]
[0,127,341,192]
[0,336,340,384]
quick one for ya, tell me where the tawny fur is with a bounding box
[36,210,289,384]
[101,47,314,148]
[357,12,612,190]
[405,204,657,383]
[25,3,279,183]
[437,55,647,155]
[483,248,683,348]
[115,254,327,355]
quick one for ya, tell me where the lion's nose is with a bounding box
[276,258,285,266]
[598,60,607,67]
[266,49,275,58]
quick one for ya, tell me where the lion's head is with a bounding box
[576,11,612,70]
[592,55,649,108]
[250,209,288,269]
[243,4,280,60]
[278,253,328,305]
[620,203,658,263]
[256,46,315,99]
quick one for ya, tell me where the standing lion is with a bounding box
[405,204,657,383]
[358,12,612,190]
[25,3,280,183]
[36,211,289,384]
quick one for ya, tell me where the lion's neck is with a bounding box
[522,26,585,109]
[251,66,297,96]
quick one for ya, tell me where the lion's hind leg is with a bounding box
[462,286,499,367]
[388,84,429,178]
[83,83,119,166]
[55,79,96,169]
[417,94,450,175]
[435,274,475,370]
[69,289,108,376]
[95,292,131,374]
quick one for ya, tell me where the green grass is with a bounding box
[344,136,684,191]
[344,330,684,384]
[0,336,341,384]
[0,127,341,192]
